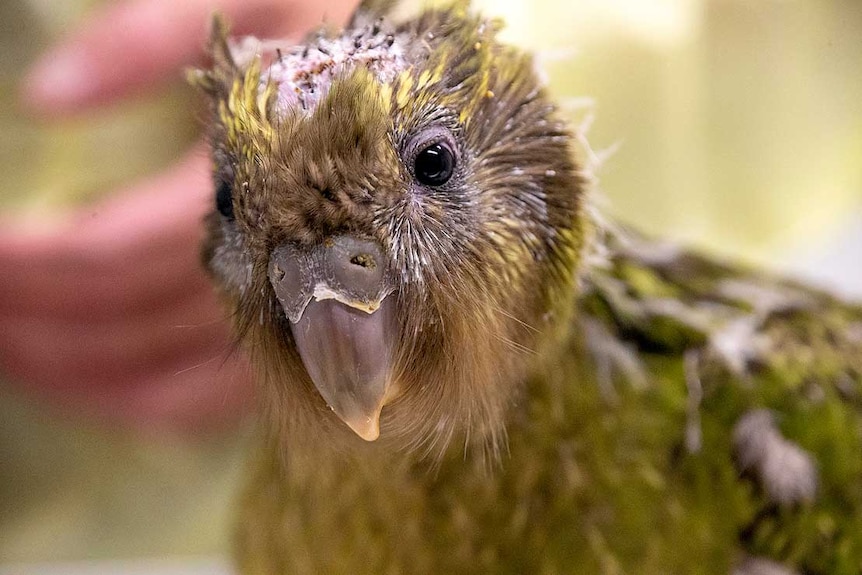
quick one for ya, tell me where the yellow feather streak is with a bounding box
[220,57,275,162]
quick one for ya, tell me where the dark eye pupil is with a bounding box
[216,181,234,219]
[414,143,455,186]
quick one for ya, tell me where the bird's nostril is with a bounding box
[325,236,388,301]
[349,253,377,270]
[268,244,314,323]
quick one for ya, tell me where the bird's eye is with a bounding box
[216,180,234,220]
[414,142,456,187]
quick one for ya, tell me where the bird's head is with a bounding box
[195,1,585,458]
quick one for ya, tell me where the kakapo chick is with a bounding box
[192,1,862,573]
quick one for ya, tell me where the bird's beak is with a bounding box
[268,237,397,441]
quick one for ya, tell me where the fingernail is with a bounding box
[23,46,96,112]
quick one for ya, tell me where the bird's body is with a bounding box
[193,2,862,573]
[233,225,862,575]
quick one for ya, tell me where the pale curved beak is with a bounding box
[289,297,395,440]
[268,236,397,441]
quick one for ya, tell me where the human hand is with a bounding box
[1,0,358,433]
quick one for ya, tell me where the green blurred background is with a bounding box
[1,0,860,567]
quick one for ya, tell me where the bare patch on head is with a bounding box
[262,25,407,115]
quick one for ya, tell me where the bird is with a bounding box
[190,0,862,573]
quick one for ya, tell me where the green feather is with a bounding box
[194,4,862,574]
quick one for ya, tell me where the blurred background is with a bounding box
[1,0,860,571]
[491,0,862,298]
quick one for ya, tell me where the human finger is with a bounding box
[0,148,212,320]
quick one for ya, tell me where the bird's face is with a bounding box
[197,4,585,457]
